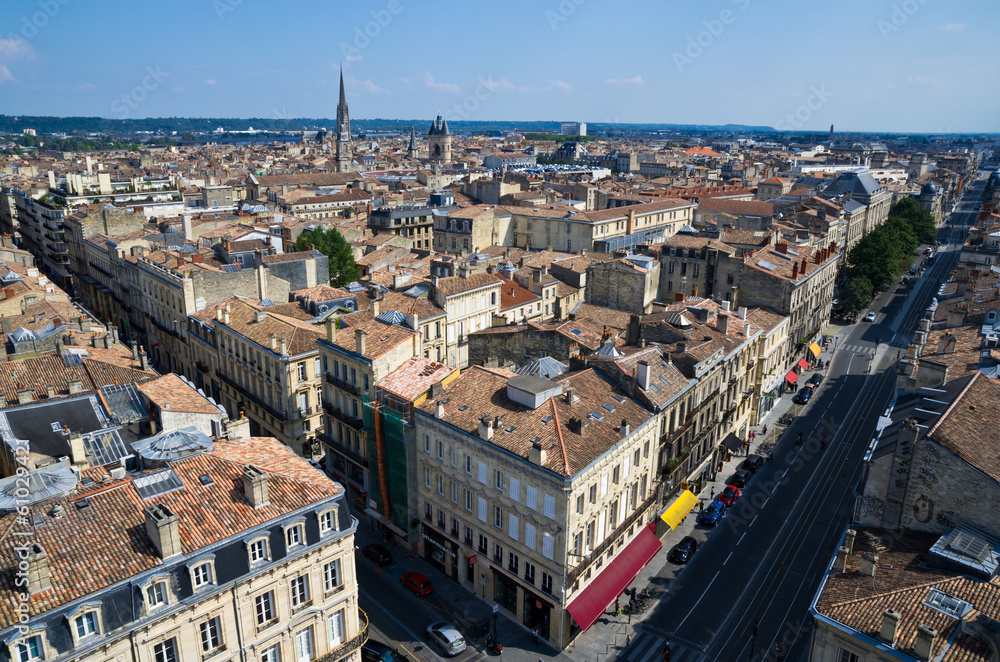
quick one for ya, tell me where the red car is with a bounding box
[717,485,740,507]
[400,571,434,597]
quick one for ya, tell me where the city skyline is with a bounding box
[1,0,998,133]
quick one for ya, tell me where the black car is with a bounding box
[809,373,823,386]
[730,469,752,488]
[668,536,698,564]
[742,455,765,474]
[793,386,813,405]
[362,543,393,567]
[363,641,409,662]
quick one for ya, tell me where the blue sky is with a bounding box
[1,0,998,132]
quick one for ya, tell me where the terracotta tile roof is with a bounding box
[376,357,456,401]
[434,272,501,297]
[0,347,156,406]
[417,367,652,476]
[207,297,322,355]
[261,250,323,264]
[919,326,985,377]
[497,274,541,311]
[926,372,1000,484]
[609,347,691,408]
[137,373,222,415]
[0,437,340,629]
[721,228,772,246]
[697,198,774,215]
[570,303,632,331]
[329,310,416,359]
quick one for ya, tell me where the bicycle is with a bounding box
[642,588,657,599]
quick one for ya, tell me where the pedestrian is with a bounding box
[614,597,620,616]
[711,486,715,499]
[532,628,539,644]
[698,499,704,512]
[762,425,768,435]
[626,633,632,647]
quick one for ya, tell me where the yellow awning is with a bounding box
[660,489,699,530]
[808,342,822,357]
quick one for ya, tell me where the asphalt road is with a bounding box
[634,169,993,662]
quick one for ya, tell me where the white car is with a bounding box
[426,622,466,657]
[865,312,877,323]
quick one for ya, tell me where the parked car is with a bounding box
[362,641,410,662]
[699,501,726,526]
[400,571,434,597]
[793,386,813,405]
[809,373,823,386]
[865,312,877,323]
[743,455,765,473]
[426,622,466,657]
[718,485,740,507]
[668,536,698,564]
[730,470,752,488]
[362,544,393,567]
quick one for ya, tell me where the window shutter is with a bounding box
[509,477,520,502]
[543,494,555,519]
[526,486,537,510]
[478,462,487,484]
[542,533,554,560]
[508,514,519,541]
[524,523,536,550]
[478,497,487,522]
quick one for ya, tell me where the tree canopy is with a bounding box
[294,227,359,288]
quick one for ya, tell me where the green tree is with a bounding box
[839,276,873,317]
[295,226,360,287]
[887,197,936,245]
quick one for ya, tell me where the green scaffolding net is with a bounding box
[364,396,410,530]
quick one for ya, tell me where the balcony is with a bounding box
[323,401,365,430]
[292,405,315,420]
[316,608,369,662]
[566,492,658,585]
[216,371,287,420]
[325,372,360,396]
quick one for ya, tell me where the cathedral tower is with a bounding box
[427,113,452,165]
[334,67,353,173]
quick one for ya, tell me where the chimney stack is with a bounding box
[879,609,901,645]
[19,543,53,595]
[844,529,857,554]
[913,625,938,661]
[269,333,277,351]
[68,432,87,465]
[792,262,799,279]
[144,504,182,559]
[478,416,494,441]
[435,401,445,419]
[215,306,223,322]
[529,441,547,466]
[139,346,149,371]
[278,338,288,356]
[636,361,652,390]
[619,419,630,436]
[326,319,337,343]
[859,552,878,577]
[834,546,849,573]
[717,313,730,335]
[242,465,270,509]
[222,307,230,325]
[355,329,367,356]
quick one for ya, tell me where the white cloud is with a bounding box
[170,86,188,93]
[420,71,461,94]
[345,54,363,62]
[0,65,15,84]
[0,38,33,61]
[605,75,644,86]
[551,79,571,91]
[936,23,966,33]
[346,75,389,95]
[907,75,939,85]
[205,79,217,85]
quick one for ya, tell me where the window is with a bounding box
[542,533,554,560]
[199,616,223,653]
[508,551,519,574]
[297,362,306,381]
[494,505,503,529]
[255,591,275,625]
[478,461,488,484]
[589,484,597,504]
[294,627,314,662]
[15,637,42,662]
[525,523,536,550]
[544,494,555,519]
[526,485,537,510]
[329,610,345,646]
[494,543,503,563]
[509,477,520,501]
[425,503,432,520]
[464,489,473,511]
[286,524,304,548]
[260,644,280,662]
[451,482,458,503]
[576,494,584,514]
[837,650,860,662]
[525,563,535,585]
[425,467,431,488]
[424,435,430,453]
[324,559,341,592]
[478,497,487,522]
[465,454,472,474]
[146,581,167,609]
[508,514,519,540]
[291,575,310,607]
[437,440,444,460]
[74,611,98,639]
[363,374,369,393]
[479,534,488,554]
[320,510,336,534]
[612,465,620,484]
[573,532,582,556]
[153,639,178,662]
[495,469,503,490]
[465,526,474,545]
[192,562,213,588]
[601,475,609,497]
[437,475,444,496]
[542,572,553,595]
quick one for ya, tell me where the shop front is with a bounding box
[521,587,553,641]
[421,526,458,580]
[493,568,519,615]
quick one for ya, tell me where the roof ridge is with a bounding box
[927,371,980,439]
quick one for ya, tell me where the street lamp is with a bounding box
[749,621,758,660]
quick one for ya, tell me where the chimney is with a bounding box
[529,441,547,465]
[717,313,730,335]
[67,378,83,395]
[674,292,684,302]
[636,361,652,390]
[139,347,149,371]
[68,431,87,465]
[478,416,494,441]
[79,317,90,332]
[937,333,957,354]
[19,543,53,595]
[619,419,630,436]
[16,389,33,404]
[721,300,731,313]
[435,401,445,419]
[738,306,748,320]
[859,552,878,577]
[800,258,808,275]
[45,384,55,398]
[879,609,901,645]
[256,262,267,301]
[242,465,270,508]
[676,341,687,353]
[222,307,231,325]
[268,333,277,351]
[144,504,182,559]
[913,625,938,661]
[844,529,857,554]
[946,308,965,328]
[792,262,799,279]
[355,329,367,356]
[215,306,223,322]
[191,252,204,264]
[565,387,578,405]
[278,338,288,356]
[255,310,267,324]
[834,546,849,573]
[326,319,337,343]
[776,242,787,254]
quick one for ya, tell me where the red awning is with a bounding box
[566,527,662,631]
[797,358,810,369]
[785,370,799,384]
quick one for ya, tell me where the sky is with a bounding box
[1,0,998,133]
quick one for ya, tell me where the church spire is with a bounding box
[334,65,352,173]
[339,66,346,107]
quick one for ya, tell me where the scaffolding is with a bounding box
[363,395,410,532]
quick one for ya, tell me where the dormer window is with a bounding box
[319,508,338,536]
[66,604,103,646]
[14,635,43,662]
[285,522,305,549]
[145,580,167,610]
[247,536,271,565]
[190,559,216,590]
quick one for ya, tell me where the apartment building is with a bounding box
[188,297,325,457]
[0,435,364,662]
[369,195,456,250]
[414,367,662,649]
[317,310,419,509]
[658,232,738,300]
[4,186,71,288]
[430,267,502,368]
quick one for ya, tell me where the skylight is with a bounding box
[602,404,615,412]
[650,383,662,393]
[571,328,583,335]
[925,589,973,618]
[612,394,626,403]
[588,411,604,421]
[457,405,468,412]
[758,260,777,271]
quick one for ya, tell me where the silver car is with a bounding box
[426,622,466,657]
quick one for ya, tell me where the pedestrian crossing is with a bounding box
[839,343,876,354]
[617,630,706,662]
